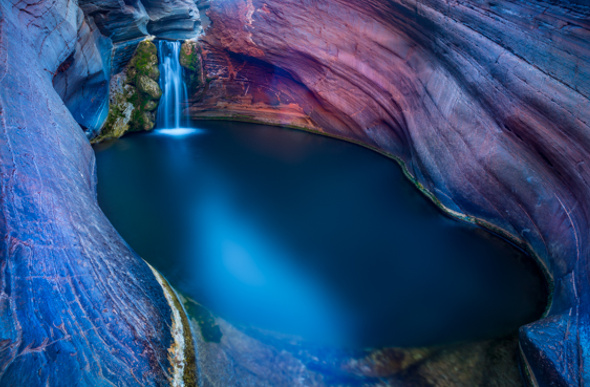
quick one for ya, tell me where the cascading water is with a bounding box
[156,40,189,129]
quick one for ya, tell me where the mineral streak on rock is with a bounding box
[0,1,194,385]
[191,0,590,384]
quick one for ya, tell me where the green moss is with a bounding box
[97,39,162,142]
[129,108,144,132]
[97,105,120,138]
[180,41,201,72]
[180,41,203,91]
[131,40,159,79]
[91,103,129,144]
[126,41,161,132]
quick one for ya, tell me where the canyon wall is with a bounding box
[1,0,589,385]
[0,0,200,385]
[189,0,590,385]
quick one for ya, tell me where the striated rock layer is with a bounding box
[1,0,589,385]
[187,0,590,385]
[0,0,200,385]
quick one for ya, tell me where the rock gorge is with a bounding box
[0,0,589,386]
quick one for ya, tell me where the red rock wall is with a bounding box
[191,1,590,384]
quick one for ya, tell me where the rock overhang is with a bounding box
[1,0,589,385]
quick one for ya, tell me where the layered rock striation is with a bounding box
[0,0,200,385]
[187,0,590,385]
[1,0,589,385]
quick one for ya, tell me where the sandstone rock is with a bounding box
[180,40,204,91]
[0,1,191,385]
[78,0,202,41]
[1,0,590,385]
[79,0,149,41]
[52,14,112,137]
[193,0,590,385]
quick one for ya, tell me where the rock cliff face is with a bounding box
[52,15,111,136]
[0,0,199,385]
[57,0,202,138]
[1,0,589,385]
[188,0,590,385]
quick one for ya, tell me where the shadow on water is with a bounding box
[93,120,547,350]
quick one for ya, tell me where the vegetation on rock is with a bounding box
[180,40,204,93]
[92,40,162,143]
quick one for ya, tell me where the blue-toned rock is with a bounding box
[0,1,193,385]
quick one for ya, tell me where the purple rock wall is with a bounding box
[1,0,589,385]
[192,1,590,384]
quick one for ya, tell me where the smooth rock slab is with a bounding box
[0,1,193,385]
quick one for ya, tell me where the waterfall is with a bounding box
[156,40,189,129]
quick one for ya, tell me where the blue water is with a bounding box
[93,121,547,349]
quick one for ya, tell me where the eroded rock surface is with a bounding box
[66,0,202,137]
[79,0,201,42]
[52,14,111,137]
[0,0,195,386]
[1,0,590,385]
[184,297,524,387]
[189,0,590,385]
[94,40,162,143]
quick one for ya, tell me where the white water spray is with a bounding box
[157,40,189,129]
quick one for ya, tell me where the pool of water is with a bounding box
[93,121,547,349]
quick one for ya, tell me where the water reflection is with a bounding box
[154,128,204,137]
[93,121,547,349]
[195,191,350,345]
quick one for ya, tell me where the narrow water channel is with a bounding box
[93,121,547,349]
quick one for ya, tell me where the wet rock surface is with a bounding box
[191,1,590,384]
[93,40,162,143]
[180,41,205,91]
[52,14,111,137]
[0,1,185,386]
[0,0,589,385]
[0,0,203,385]
[184,297,524,387]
